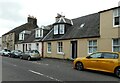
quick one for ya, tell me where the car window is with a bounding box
[31,50,39,54]
[11,51,14,53]
[18,50,22,53]
[25,51,29,54]
[8,50,10,52]
[102,53,119,59]
[89,53,102,58]
[16,50,22,53]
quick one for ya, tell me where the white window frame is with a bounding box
[57,42,63,54]
[19,33,24,40]
[35,29,39,38]
[59,24,65,34]
[47,42,51,53]
[113,8,120,27]
[112,38,120,52]
[35,28,43,38]
[88,40,97,54]
[39,28,43,37]
[54,25,58,35]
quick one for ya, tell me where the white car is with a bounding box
[1,49,11,56]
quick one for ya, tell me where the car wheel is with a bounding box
[20,56,23,59]
[115,67,120,78]
[8,54,11,57]
[27,56,31,61]
[75,62,84,71]
[3,53,5,56]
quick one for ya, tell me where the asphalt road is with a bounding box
[1,56,120,82]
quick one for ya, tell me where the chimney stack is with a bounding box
[27,15,37,25]
[118,1,120,6]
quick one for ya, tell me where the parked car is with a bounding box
[20,50,41,61]
[9,50,23,58]
[0,49,11,56]
[73,52,120,78]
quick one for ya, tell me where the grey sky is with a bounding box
[0,0,120,37]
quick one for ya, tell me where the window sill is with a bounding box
[57,52,64,55]
[113,25,120,28]
[47,52,51,54]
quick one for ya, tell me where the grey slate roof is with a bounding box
[43,13,100,41]
[16,26,51,44]
[3,23,38,43]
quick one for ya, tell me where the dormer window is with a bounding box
[54,25,58,35]
[54,24,65,35]
[35,28,43,38]
[19,33,24,40]
[59,24,64,34]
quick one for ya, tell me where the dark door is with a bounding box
[23,44,25,52]
[71,41,77,59]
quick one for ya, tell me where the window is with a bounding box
[103,53,118,59]
[88,40,97,54]
[47,43,51,53]
[89,53,102,58]
[57,42,63,53]
[54,25,58,35]
[54,24,65,35]
[40,28,43,37]
[113,8,120,26]
[80,23,85,28]
[35,30,39,37]
[59,24,64,34]
[113,39,120,52]
[19,33,24,40]
[21,33,24,40]
[35,28,43,38]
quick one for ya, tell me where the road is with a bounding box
[1,56,120,82]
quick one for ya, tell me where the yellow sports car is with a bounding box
[73,52,120,78]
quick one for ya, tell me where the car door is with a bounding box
[24,51,29,59]
[98,52,118,72]
[83,52,102,70]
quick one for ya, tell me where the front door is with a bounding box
[23,44,25,52]
[71,41,77,59]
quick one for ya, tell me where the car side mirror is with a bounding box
[98,56,104,58]
[86,56,91,59]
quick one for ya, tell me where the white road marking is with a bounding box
[31,62,49,66]
[29,70,64,82]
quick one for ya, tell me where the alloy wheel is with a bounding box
[28,57,31,61]
[76,62,84,71]
[20,56,23,59]
[115,67,120,78]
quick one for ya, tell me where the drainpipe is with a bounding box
[41,41,44,58]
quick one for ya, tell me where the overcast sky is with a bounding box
[0,0,120,37]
